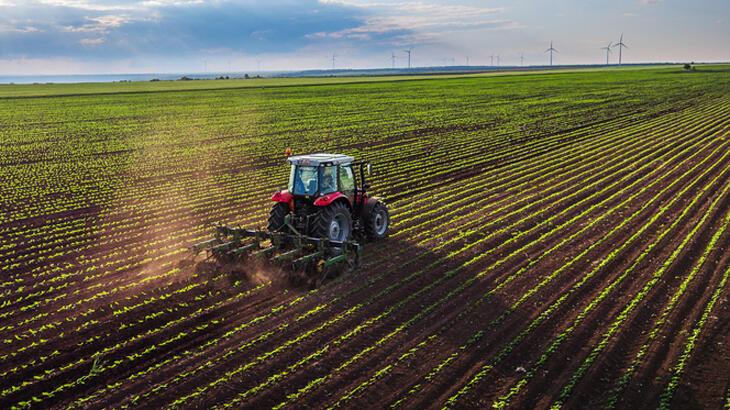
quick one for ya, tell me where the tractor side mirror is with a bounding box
[367,163,372,176]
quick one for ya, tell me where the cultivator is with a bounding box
[191,216,362,287]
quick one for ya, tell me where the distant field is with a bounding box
[0,64,684,98]
[1,65,729,409]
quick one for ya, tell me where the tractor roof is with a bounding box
[287,153,354,166]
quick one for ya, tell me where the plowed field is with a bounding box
[1,66,729,409]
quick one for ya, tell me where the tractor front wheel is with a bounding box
[313,202,352,242]
[365,202,389,240]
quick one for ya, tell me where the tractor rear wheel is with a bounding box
[267,202,288,232]
[312,202,352,242]
[365,202,389,240]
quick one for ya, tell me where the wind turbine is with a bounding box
[331,54,337,70]
[391,52,397,68]
[466,56,470,66]
[489,54,494,66]
[496,54,500,66]
[613,33,628,65]
[545,41,558,66]
[601,42,613,65]
[520,53,524,67]
[403,49,412,69]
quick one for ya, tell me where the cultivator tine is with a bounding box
[272,248,301,263]
[210,241,237,254]
[190,238,221,255]
[228,241,260,257]
[292,251,321,266]
[252,246,276,258]
[322,254,347,269]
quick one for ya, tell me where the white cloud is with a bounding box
[250,29,272,41]
[79,37,105,45]
[34,0,136,11]
[91,14,129,28]
[3,0,200,11]
[0,23,43,33]
[309,1,512,46]
[62,14,130,33]
[139,0,204,6]
[640,0,662,4]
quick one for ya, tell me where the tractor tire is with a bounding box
[365,202,389,240]
[267,202,289,232]
[312,202,352,242]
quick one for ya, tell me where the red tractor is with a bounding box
[268,153,389,243]
[192,153,389,286]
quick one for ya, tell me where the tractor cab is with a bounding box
[191,151,388,288]
[287,153,357,201]
[269,152,387,243]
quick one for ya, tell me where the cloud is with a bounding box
[139,0,203,6]
[62,14,132,33]
[0,23,43,32]
[0,0,367,59]
[34,0,138,11]
[79,37,105,45]
[308,1,512,46]
[0,0,527,72]
[640,0,662,4]
[250,29,273,41]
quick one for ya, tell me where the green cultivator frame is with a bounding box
[191,216,362,287]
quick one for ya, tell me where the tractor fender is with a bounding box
[313,192,350,208]
[361,197,383,219]
[271,190,293,203]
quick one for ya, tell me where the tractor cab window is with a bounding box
[320,165,338,195]
[290,165,318,196]
[339,164,355,195]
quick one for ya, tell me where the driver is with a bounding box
[323,175,333,190]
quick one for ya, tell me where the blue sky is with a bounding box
[0,0,728,74]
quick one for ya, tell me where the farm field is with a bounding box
[1,65,730,409]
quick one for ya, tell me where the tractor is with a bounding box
[191,153,389,287]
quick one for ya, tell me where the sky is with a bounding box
[0,0,728,75]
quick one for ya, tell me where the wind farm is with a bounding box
[614,33,629,65]
[546,41,559,66]
[602,42,613,65]
[313,33,634,75]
